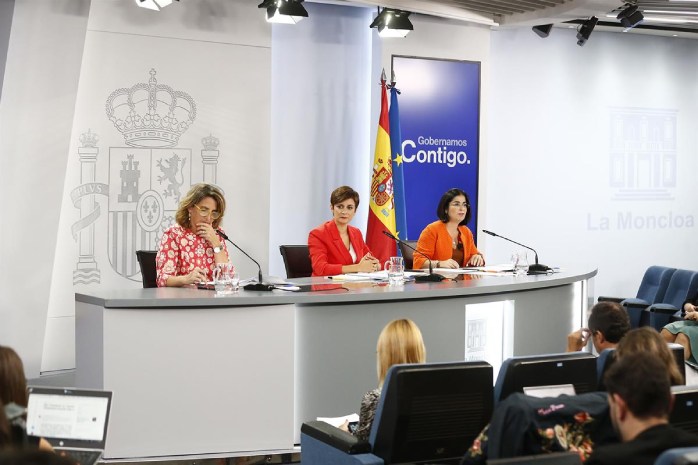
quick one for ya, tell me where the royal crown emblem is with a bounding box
[105,69,196,148]
[80,129,99,148]
[202,134,219,151]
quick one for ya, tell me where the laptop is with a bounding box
[26,387,113,465]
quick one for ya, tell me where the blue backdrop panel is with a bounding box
[391,56,481,243]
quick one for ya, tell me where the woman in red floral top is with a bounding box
[156,183,231,287]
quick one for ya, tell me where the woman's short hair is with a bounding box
[376,319,426,387]
[616,327,684,385]
[330,186,360,209]
[175,183,226,229]
[0,346,28,407]
[436,188,472,226]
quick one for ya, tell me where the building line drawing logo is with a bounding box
[71,69,222,285]
[609,107,677,202]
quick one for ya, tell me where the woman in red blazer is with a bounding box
[308,186,380,277]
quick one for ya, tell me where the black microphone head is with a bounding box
[482,230,496,237]
[216,230,229,240]
[382,231,396,240]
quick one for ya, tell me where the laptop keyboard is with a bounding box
[57,450,102,465]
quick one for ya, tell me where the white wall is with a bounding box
[488,28,698,298]
[0,0,90,377]
[268,3,373,278]
[41,0,271,372]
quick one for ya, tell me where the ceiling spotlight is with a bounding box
[136,0,175,11]
[617,3,644,31]
[576,16,598,47]
[258,0,308,24]
[532,24,553,38]
[370,8,413,38]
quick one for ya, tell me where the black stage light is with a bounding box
[258,0,308,24]
[532,24,553,38]
[576,16,598,47]
[370,8,413,37]
[617,4,644,31]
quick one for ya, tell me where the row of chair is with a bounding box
[135,242,421,287]
[301,349,697,464]
[599,266,698,331]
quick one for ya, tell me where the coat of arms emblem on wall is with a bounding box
[71,69,222,284]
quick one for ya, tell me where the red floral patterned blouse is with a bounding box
[156,224,230,287]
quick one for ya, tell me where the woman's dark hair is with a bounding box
[436,188,471,226]
[330,186,360,209]
[0,347,27,408]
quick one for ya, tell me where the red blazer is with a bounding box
[308,220,372,277]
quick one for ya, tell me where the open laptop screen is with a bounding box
[26,387,112,448]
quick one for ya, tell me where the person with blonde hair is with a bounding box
[156,183,231,287]
[615,327,684,386]
[340,319,426,441]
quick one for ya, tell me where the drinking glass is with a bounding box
[384,256,404,271]
[213,263,235,295]
[388,264,405,285]
[229,270,240,293]
[515,250,530,275]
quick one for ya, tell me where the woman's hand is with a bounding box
[195,222,221,247]
[338,420,350,433]
[685,311,698,321]
[182,267,208,285]
[356,254,380,272]
[684,303,697,313]
[439,259,460,269]
[467,254,485,267]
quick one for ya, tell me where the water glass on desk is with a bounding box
[387,264,405,285]
[384,257,405,285]
[512,251,529,275]
[213,263,236,295]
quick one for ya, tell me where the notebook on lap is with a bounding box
[26,387,113,465]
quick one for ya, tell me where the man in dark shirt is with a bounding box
[586,352,698,465]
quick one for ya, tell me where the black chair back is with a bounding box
[136,250,158,288]
[370,361,493,464]
[668,343,687,385]
[279,245,312,278]
[398,240,418,270]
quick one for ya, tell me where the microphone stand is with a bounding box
[482,229,550,274]
[216,231,275,292]
[382,231,445,282]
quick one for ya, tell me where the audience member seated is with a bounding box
[616,327,684,386]
[0,346,52,451]
[0,399,11,451]
[661,289,698,362]
[566,302,630,353]
[461,391,616,464]
[585,353,698,465]
[338,319,426,441]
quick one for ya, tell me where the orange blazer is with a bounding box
[413,220,482,269]
[308,220,372,277]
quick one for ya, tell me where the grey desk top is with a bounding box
[75,267,597,309]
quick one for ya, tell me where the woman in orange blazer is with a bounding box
[413,188,485,270]
[308,186,380,277]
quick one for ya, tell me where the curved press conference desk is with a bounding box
[75,267,596,460]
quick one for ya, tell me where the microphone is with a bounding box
[381,231,445,283]
[482,229,550,274]
[215,230,275,292]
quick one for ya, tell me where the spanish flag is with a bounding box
[366,72,397,264]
